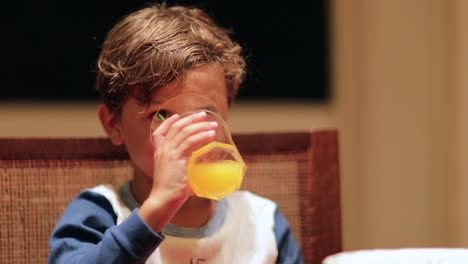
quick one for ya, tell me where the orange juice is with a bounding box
[188,160,244,200]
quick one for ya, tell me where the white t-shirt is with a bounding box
[91,183,278,263]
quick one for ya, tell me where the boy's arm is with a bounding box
[273,208,304,264]
[48,191,163,264]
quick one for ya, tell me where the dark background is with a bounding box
[2,0,329,102]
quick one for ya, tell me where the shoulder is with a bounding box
[87,184,120,211]
[59,185,120,224]
[55,184,129,227]
[49,185,120,248]
[86,184,131,224]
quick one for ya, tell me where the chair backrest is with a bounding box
[0,130,341,264]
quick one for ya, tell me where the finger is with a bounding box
[152,114,180,147]
[178,129,217,157]
[164,111,209,141]
[171,121,218,149]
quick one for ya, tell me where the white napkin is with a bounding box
[323,248,468,264]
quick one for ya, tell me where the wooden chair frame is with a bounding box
[0,130,341,264]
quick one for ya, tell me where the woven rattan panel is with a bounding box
[0,160,133,264]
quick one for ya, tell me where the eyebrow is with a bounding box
[148,98,167,105]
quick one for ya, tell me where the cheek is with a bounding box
[120,127,155,178]
[127,142,155,178]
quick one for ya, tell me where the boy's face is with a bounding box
[98,63,229,179]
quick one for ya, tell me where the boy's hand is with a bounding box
[139,111,218,232]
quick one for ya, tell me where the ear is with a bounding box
[97,104,124,145]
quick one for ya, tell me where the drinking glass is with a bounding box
[150,94,246,200]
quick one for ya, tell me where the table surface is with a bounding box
[323,248,468,264]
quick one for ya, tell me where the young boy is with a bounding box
[48,3,303,263]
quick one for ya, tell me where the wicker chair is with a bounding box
[0,130,341,264]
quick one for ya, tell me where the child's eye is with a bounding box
[154,109,169,121]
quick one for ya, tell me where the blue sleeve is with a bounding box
[48,190,164,264]
[273,207,304,264]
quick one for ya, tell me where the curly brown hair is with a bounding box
[96,3,246,115]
